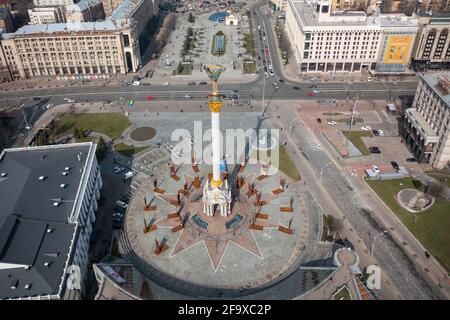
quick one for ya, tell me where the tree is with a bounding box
[425,182,445,197]
[188,12,195,23]
[96,137,108,161]
[73,127,80,139]
[412,179,422,189]
[380,0,393,14]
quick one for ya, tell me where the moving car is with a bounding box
[185,94,192,99]
[293,86,300,90]
[328,121,337,126]
[371,165,380,173]
[67,98,76,103]
[147,95,155,101]
[132,80,141,86]
[272,82,279,89]
[142,82,151,86]
[377,129,385,136]
[162,82,169,86]
[361,125,372,131]
[372,129,379,136]
[200,82,208,85]
[45,103,55,109]
[188,82,196,85]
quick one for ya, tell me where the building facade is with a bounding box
[65,0,105,23]
[0,6,13,32]
[100,0,124,16]
[402,72,450,169]
[0,143,102,299]
[285,0,418,74]
[271,0,287,11]
[0,19,141,80]
[411,13,450,71]
[28,6,66,24]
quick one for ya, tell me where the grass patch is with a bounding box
[174,62,192,75]
[243,61,256,74]
[54,113,130,141]
[333,286,352,300]
[343,131,372,156]
[253,145,301,182]
[367,178,450,273]
[243,33,256,56]
[336,117,364,123]
[426,171,450,188]
[114,143,148,157]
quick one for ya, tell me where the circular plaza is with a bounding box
[124,160,313,291]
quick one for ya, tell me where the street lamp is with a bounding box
[370,229,388,256]
[319,162,332,183]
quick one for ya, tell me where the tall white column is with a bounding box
[211,111,222,187]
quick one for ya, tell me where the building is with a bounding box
[0,6,13,32]
[100,0,124,16]
[110,0,154,36]
[65,0,105,23]
[28,6,66,24]
[271,0,287,11]
[0,19,141,80]
[33,0,79,5]
[402,72,450,169]
[285,0,418,74]
[0,143,102,299]
[330,0,376,11]
[225,13,238,26]
[411,13,450,71]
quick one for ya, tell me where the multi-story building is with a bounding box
[0,142,102,299]
[271,0,287,11]
[411,13,450,71]
[0,19,141,79]
[110,0,154,36]
[331,0,378,11]
[100,0,124,16]
[33,0,79,5]
[65,0,105,23]
[0,6,13,32]
[285,0,418,74]
[402,72,450,168]
[28,6,66,24]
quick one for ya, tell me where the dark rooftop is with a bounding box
[0,143,94,299]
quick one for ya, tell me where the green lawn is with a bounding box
[253,145,301,182]
[243,62,256,74]
[333,286,352,300]
[114,143,148,157]
[343,130,372,155]
[243,33,256,56]
[54,113,131,141]
[367,178,450,273]
[426,171,450,188]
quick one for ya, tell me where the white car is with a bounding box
[328,121,337,126]
[45,103,55,109]
[371,165,380,173]
[184,94,192,99]
[67,98,76,103]
[162,82,169,86]
[123,170,137,180]
[313,89,320,94]
[131,81,141,86]
[377,130,385,136]
[361,125,372,131]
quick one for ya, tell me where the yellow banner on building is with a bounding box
[383,35,413,65]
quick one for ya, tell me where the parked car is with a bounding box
[142,82,151,86]
[272,82,279,89]
[313,89,320,94]
[124,170,136,180]
[45,103,55,109]
[115,200,128,209]
[371,165,380,173]
[162,82,169,86]
[391,161,399,170]
[279,79,285,83]
[328,121,337,126]
[361,125,372,131]
[113,166,125,174]
[406,157,418,162]
[115,206,127,213]
[33,97,42,101]
[113,212,124,218]
[372,129,379,136]
[369,146,381,154]
[377,130,385,136]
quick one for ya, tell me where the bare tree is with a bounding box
[426,181,445,197]
[155,13,177,53]
[380,0,394,13]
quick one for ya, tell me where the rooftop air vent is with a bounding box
[64,167,71,171]
[47,228,54,233]
[24,265,31,270]
[53,201,60,207]
[1,172,6,177]
[44,261,51,267]
[24,284,32,290]
[39,176,45,181]
[60,184,66,188]
[62,171,69,176]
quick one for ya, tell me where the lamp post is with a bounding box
[370,230,388,256]
[320,162,332,183]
